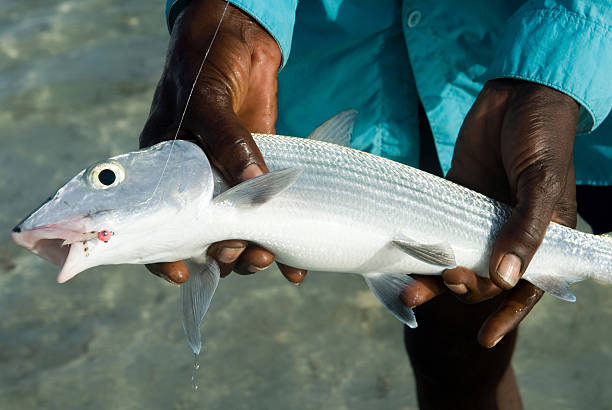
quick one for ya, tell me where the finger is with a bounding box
[442,266,503,303]
[146,261,189,284]
[208,240,247,277]
[233,245,275,275]
[277,263,308,284]
[477,281,544,348]
[208,240,247,263]
[400,275,447,307]
[217,260,236,278]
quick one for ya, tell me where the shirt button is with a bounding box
[406,10,421,28]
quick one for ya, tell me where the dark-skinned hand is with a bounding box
[401,78,579,348]
[139,0,306,285]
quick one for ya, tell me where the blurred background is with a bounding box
[1,1,612,409]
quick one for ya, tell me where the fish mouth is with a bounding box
[11,216,93,283]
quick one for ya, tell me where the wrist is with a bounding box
[486,79,579,129]
[174,0,280,66]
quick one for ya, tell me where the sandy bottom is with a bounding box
[1,1,612,409]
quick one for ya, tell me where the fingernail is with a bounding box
[239,164,263,181]
[497,253,522,287]
[400,282,420,308]
[247,264,268,273]
[445,282,468,295]
[172,270,188,284]
[157,273,173,284]
[292,271,305,286]
[490,335,504,348]
[218,247,244,264]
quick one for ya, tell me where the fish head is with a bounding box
[11,140,214,283]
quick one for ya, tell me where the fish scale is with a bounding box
[253,133,503,249]
[242,132,612,287]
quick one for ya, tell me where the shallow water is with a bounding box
[1,1,612,409]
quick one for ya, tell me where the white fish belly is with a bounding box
[211,202,486,277]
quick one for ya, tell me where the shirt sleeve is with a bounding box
[165,0,298,69]
[482,1,612,133]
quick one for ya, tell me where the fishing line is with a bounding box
[147,0,230,203]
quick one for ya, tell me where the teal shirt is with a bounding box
[166,0,612,185]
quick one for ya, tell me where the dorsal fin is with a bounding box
[307,110,357,147]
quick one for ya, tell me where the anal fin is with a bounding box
[526,273,582,302]
[363,272,418,328]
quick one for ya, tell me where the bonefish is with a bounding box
[11,111,612,353]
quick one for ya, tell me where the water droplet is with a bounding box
[191,353,200,392]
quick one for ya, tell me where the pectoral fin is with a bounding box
[181,256,221,354]
[526,274,581,302]
[213,168,303,208]
[392,237,456,267]
[363,272,418,328]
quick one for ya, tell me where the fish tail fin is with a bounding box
[363,272,417,328]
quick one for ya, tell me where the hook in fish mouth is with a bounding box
[11,216,97,283]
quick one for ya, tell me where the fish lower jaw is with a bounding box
[56,242,92,283]
[11,218,95,283]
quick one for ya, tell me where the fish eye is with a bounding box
[98,169,116,186]
[87,161,125,189]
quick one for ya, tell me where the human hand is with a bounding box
[402,79,579,347]
[139,0,306,285]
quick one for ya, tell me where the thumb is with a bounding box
[188,106,269,185]
[189,41,280,183]
[183,41,278,184]
[489,163,569,289]
[489,83,578,290]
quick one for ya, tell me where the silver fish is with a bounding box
[11,111,612,354]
